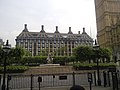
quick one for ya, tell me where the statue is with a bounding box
[46,53,53,64]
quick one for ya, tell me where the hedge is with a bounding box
[20,56,76,66]
[0,65,29,73]
[73,63,117,70]
[52,56,76,65]
[21,56,47,65]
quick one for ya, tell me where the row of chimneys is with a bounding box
[24,24,86,34]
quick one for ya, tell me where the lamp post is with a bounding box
[2,40,11,90]
[93,39,101,86]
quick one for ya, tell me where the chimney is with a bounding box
[69,27,71,32]
[82,27,86,34]
[56,26,58,31]
[25,24,27,29]
[78,31,80,34]
[41,25,44,30]
[83,27,85,32]
[23,24,28,32]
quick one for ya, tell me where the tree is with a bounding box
[0,46,4,64]
[0,46,25,65]
[11,46,25,64]
[73,45,112,63]
[91,47,111,63]
[99,48,112,63]
[73,46,93,63]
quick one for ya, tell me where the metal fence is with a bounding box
[1,71,111,90]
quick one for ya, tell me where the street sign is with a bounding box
[88,72,93,83]
[38,76,42,82]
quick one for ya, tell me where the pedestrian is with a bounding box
[70,85,85,90]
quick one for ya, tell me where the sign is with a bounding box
[59,76,67,80]
[88,73,93,83]
[8,75,12,80]
[38,76,42,82]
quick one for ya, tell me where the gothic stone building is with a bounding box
[94,0,120,48]
[16,24,93,56]
[94,0,120,59]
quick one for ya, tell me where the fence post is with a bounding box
[112,72,115,90]
[107,71,111,87]
[115,72,119,90]
[0,75,1,86]
[31,74,33,90]
[73,72,75,86]
[94,71,96,86]
[6,75,11,90]
[53,75,55,86]
[103,71,107,87]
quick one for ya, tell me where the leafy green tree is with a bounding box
[0,46,25,65]
[91,47,111,63]
[11,46,25,64]
[73,45,112,63]
[0,46,4,64]
[99,48,112,63]
[24,49,31,56]
[73,46,93,63]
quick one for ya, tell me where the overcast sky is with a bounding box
[0,0,97,47]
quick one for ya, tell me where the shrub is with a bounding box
[53,56,70,65]
[73,62,117,70]
[0,65,29,73]
[21,56,47,65]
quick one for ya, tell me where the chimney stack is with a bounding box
[83,27,85,32]
[69,27,71,32]
[56,26,58,31]
[41,25,44,30]
[25,24,27,29]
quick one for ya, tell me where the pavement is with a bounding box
[12,86,113,90]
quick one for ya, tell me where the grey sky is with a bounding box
[0,0,96,47]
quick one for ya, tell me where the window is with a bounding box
[42,44,44,48]
[38,44,40,48]
[54,40,56,44]
[38,40,40,43]
[42,40,44,43]
[46,40,48,43]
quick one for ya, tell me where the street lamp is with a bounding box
[93,39,101,86]
[2,40,11,90]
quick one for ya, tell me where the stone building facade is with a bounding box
[94,0,120,47]
[94,0,120,60]
[16,24,93,56]
[109,21,120,60]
